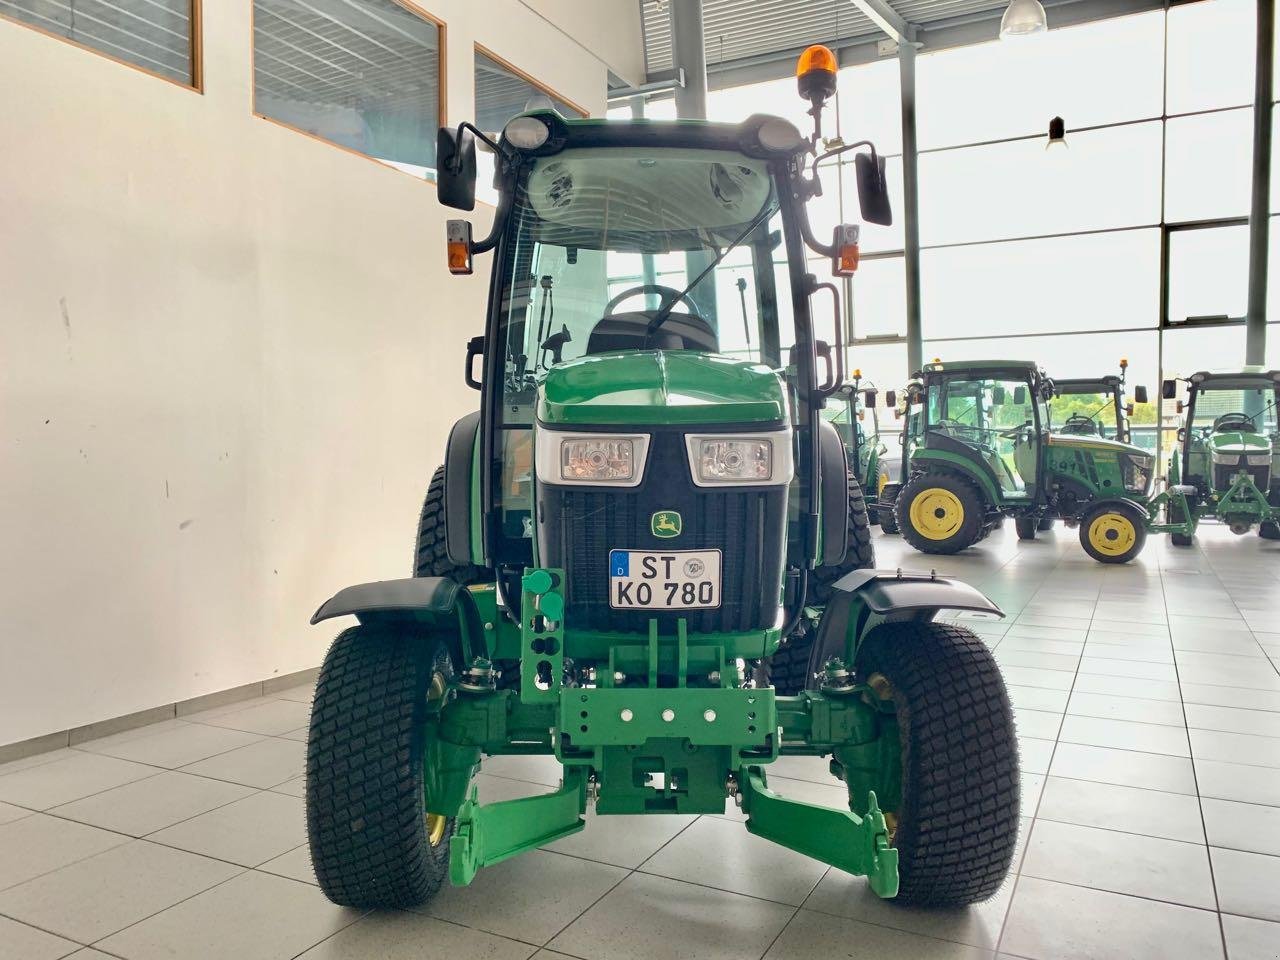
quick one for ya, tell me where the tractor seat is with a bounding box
[586,312,719,355]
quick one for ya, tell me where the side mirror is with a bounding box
[863,389,877,408]
[992,386,1007,405]
[854,152,892,226]
[1162,379,1177,400]
[1015,386,1029,405]
[1134,384,1149,405]
[437,126,477,211]
[885,389,897,408]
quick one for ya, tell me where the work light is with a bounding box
[684,432,794,486]
[535,431,650,486]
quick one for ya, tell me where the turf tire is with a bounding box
[1166,497,1194,547]
[1037,517,1055,532]
[1014,517,1037,541]
[306,624,452,908]
[1079,501,1147,563]
[878,483,901,534]
[855,621,1020,907]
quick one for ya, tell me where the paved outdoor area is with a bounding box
[0,523,1277,960]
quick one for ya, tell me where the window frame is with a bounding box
[249,0,447,179]
[0,0,204,92]
[473,41,590,125]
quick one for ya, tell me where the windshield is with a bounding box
[1049,390,1118,438]
[1190,383,1280,436]
[497,148,795,425]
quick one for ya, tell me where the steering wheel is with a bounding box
[998,421,1033,440]
[1060,414,1098,436]
[1214,412,1256,432]
[604,284,700,317]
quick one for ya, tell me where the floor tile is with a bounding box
[1071,674,1184,702]
[96,869,362,960]
[1221,913,1280,960]
[75,723,262,769]
[1190,729,1280,768]
[1078,658,1179,682]
[422,849,626,945]
[1037,776,1205,843]
[268,775,307,798]
[1195,759,1280,806]
[1058,715,1191,757]
[997,665,1076,691]
[1018,737,1055,775]
[479,754,565,788]
[1185,704,1280,738]
[0,752,157,810]
[256,844,315,885]
[548,871,793,960]
[1211,847,1280,922]
[0,750,79,776]
[1005,685,1070,713]
[1180,684,1280,713]
[765,907,989,959]
[50,770,254,836]
[0,839,241,942]
[0,915,79,960]
[178,737,304,789]
[0,813,130,891]
[193,699,312,737]
[146,790,304,867]
[1201,798,1280,858]
[638,814,826,905]
[993,648,1080,672]
[0,800,33,825]
[296,911,535,959]
[1084,642,1175,663]
[1000,875,1224,960]
[1175,654,1280,691]
[1013,707,1063,740]
[996,636,1084,656]
[1066,691,1187,727]
[270,684,315,704]
[804,859,1014,950]
[1049,742,1198,795]
[546,809,696,869]
[1021,819,1215,908]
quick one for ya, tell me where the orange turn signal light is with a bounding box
[831,224,860,277]
[446,219,473,276]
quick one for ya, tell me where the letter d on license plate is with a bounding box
[608,549,722,610]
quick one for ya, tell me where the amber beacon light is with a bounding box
[796,44,838,105]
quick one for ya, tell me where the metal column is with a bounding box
[1246,0,1274,366]
[670,0,708,120]
[899,41,924,374]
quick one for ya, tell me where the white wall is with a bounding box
[0,1,612,746]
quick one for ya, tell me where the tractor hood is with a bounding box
[537,351,788,427]
[1045,433,1150,459]
[1206,431,1273,457]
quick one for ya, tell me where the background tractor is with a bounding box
[891,360,1157,562]
[303,46,1020,914]
[1160,368,1280,545]
[822,371,890,522]
[1048,358,1151,449]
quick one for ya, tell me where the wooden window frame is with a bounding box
[474,42,589,120]
[249,0,447,181]
[0,0,204,92]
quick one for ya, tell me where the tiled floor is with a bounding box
[1,523,1278,960]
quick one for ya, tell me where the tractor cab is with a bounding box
[1050,359,1150,447]
[1161,368,1280,541]
[822,370,887,497]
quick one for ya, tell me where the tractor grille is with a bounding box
[537,430,786,633]
[1213,463,1271,493]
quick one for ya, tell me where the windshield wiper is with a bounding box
[645,203,775,339]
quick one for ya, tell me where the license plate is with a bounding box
[608,549,722,610]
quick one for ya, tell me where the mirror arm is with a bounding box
[450,122,507,168]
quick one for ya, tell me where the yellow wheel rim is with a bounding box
[1088,512,1137,557]
[426,812,447,847]
[909,488,965,540]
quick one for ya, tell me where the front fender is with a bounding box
[311,577,483,665]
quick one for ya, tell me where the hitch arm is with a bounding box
[737,765,898,898]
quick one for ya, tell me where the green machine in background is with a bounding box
[1049,358,1151,449]
[1160,369,1280,545]
[822,370,890,522]
[302,45,1020,914]
[890,360,1159,562]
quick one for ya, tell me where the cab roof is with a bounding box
[918,359,1043,379]
[1054,376,1121,394]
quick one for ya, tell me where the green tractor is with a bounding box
[892,360,1157,562]
[1048,358,1150,448]
[304,47,1020,913]
[1160,368,1280,545]
[822,370,890,522]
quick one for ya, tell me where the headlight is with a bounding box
[535,431,650,486]
[1212,452,1242,466]
[685,431,794,487]
[1247,453,1272,466]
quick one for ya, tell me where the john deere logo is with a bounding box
[651,510,682,538]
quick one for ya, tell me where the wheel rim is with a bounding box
[1088,512,1137,557]
[425,669,448,847]
[909,488,965,540]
